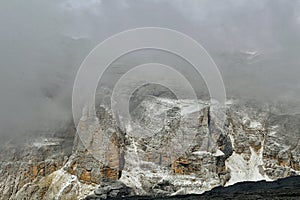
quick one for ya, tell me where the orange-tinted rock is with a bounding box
[172,157,193,175]
[32,165,38,177]
[80,170,91,183]
[100,167,119,180]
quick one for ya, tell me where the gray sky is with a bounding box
[1,0,300,142]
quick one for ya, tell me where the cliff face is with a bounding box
[0,123,96,200]
[0,98,299,199]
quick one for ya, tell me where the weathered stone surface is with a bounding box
[85,180,133,200]
[0,97,299,199]
[0,121,94,200]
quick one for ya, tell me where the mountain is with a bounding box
[0,97,299,199]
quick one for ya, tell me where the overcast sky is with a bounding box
[1,0,300,142]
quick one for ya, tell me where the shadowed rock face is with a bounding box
[198,175,300,200]
[87,176,300,200]
[0,97,299,199]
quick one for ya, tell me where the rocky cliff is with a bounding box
[0,97,299,199]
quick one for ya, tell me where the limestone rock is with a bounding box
[0,98,299,199]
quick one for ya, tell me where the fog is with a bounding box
[1,0,300,143]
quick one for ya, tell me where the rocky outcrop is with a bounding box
[85,181,133,200]
[0,122,95,200]
[98,176,300,200]
[0,98,299,199]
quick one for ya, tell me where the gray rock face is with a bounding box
[85,181,133,200]
[79,97,299,197]
[0,122,95,200]
[102,98,299,196]
[0,97,299,199]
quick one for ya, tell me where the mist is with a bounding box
[1,0,300,143]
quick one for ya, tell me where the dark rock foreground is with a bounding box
[85,176,300,200]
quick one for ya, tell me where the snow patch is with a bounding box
[269,131,277,136]
[181,104,202,115]
[213,149,225,157]
[226,144,271,186]
[32,138,61,148]
[249,121,262,129]
[192,151,211,156]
